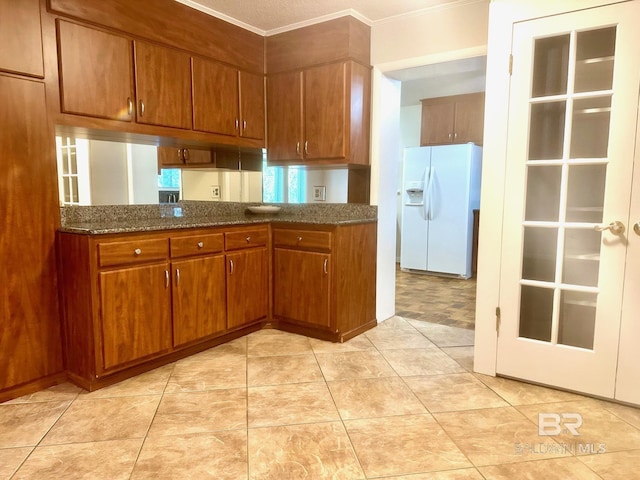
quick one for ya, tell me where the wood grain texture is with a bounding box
[134,40,192,130]
[0,75,63,390]
[334,223,377,335]
[347,167,371,204]
[273,249,331,329]
[226,248,269,329]
[57,20,133,121]
[304,62,347,160]
[266,71,303,162]
[225,228,268,251]
[97,237,169,268]
[348,61,371,166]
[0,0,44,77]
[48,0,264,72]
[239,70,265,141]
[172,255,227,347]
[266,16,370,73]
[420,93,485,146]
[157,146,185,167]
[273,229,332,251]
[170,233,224,258]
[99,262,172,371]
[192,57,238,137]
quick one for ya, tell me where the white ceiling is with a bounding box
[178,0,467,35]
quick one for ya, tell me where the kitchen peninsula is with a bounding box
[58,202,377,391]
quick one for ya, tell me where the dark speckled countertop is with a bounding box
[60,201,377,234]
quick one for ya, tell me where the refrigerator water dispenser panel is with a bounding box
[405,181,424,205]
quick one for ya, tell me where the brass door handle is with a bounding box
[633,221,640,236]
[594,221,625,235]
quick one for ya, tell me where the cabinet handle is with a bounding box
[448,132,452,140]
[177,148,183,161]
[134,248,142,255]
[229,259,234,275]
[304,141,309,155]
[182,148,190,162]
[127,97,133,116]
[246,236,251,243]
[197,241,204,248]
[296,142,301,155]
[139,100,145,117]
[243,120,247,130]
[634,221,640,236]
[297,236,303,242]
[176,268,180,286]
[454,132,458,140]
[165,270,169,288]
[323,258,328,274]
[235,118,239,130]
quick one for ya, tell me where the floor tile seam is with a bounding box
[5,445,36,480]
[600,406,640,433]
[475,456,604,477]
[572,450,620,479]
[21,396,76,454]
[129,362,176,479]
[145,424,250,438]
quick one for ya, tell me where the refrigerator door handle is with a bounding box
[425,166,435,220]
[422,167,430,218]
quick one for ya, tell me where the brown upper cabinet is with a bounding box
[0,0,44,78]
[134,41,192,130]
[57,21,134,121]
[157,146,213,167]
[420,92,485,146]
[267,60,370,165]
[192,58,265,141]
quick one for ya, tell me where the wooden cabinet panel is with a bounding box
[98,238,168,267]
[99,263,172,370]
[170,233,224,258]
[273,229,332,251]
[0,75,63,391]
[134,41,192,129]
[304,62,346,160]
[267,71,303,162]
[0,0,43,77]
[225,229,268,250]
[226,248,268,329]
[274,249,331,328]
[420,93,485,146]
[239,71,265,140]
[157,146,212,167]
[192,57,238,136]
[172,255,226,347]
[57,21,133,121]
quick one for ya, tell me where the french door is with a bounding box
[497,1,640,400]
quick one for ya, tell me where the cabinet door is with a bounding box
[454,93,484,144]
[134,41,192,129]
[183,147,212,165]
[58,21,133,121]
[0,0,43,77]
[192,57,238,136]
[266,71,302,162]
[226,248,268,329]
[304,62,347,160]
[172,255,226,347]
[239,71,265,140]
[0,76,62,390]
[158,146,185,167]
[273,249,331,328]
[99,263,172,371]
[420,101,455,145]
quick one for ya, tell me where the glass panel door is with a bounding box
[496,2,640,398]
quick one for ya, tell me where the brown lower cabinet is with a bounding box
[57,221,376,390]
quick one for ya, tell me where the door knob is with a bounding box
[594,220,625,235]
[634,221,640,236]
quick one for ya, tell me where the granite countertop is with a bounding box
[60,202,377,235]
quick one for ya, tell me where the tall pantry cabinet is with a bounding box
[0,0,64,399]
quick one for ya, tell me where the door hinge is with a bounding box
[508,54,513,76]
[495,306,501,335]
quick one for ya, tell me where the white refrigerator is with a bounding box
[400,143,482,279]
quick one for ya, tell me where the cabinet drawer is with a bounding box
[170,233,224,258]
[273,229,332,251]
[225,228,268,251]
[98,238,168,267]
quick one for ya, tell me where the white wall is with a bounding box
[128,144,159,204]
[305,169,349,203]
[89,140,128,205]
[182,169,263,202]
[370,1,490,322]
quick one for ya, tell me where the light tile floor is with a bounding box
[2,319,640,479]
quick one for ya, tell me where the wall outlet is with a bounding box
[210,185,220,199]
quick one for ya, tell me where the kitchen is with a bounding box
[3,0,640,478]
